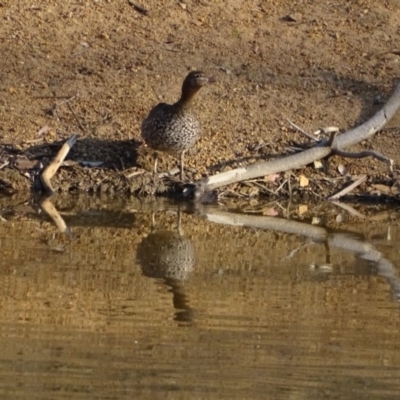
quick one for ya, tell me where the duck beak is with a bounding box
[208,76,216,84]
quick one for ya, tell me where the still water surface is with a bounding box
[0,196,399,399]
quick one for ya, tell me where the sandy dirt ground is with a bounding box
[1,0,400,197]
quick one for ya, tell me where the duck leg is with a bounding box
[153,152,159,175]
[180,151,186,180]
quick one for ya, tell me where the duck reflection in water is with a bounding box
[137,210,196,324]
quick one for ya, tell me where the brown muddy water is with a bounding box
[0,195,400,400]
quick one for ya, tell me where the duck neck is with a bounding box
[175,87,200,109]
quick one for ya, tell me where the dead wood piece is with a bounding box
[40,134,78,193]
[202,145,332,192]
[194,81,400,197]
[334,82,400,149]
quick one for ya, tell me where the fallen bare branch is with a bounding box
[199,145,332,192]
[194,81,400,196]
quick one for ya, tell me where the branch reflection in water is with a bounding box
[37,196,400,306]
[201,207,400,301]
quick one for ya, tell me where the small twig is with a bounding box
[33,95,75,99]
[333,148,393,170]
[40,134,78,193]
[125,170,145,179]
[55,94,77,107]
[275,178,288,194]
[158,167,180,178]
[286,118,319,142]
[22,138,44,144]
[328,130,340,146]
[67,102,86,132]
[313,126,339,137]
[328,175,367,201]
[287,171,293,199]
[331,201,366,219]
[283,241,314,260]
[249,180,277,196]
[0,161,9,170]
[368,49,400,60]
[127,0,149,15]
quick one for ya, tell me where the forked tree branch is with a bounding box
[194,81,400,195]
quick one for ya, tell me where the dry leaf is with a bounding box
[248,186,259,196]
[314,160,323,169]
[299,174,309,187]
[262,207,278,216]
[266,173,279,183]
[338,164,348,175]
[298,204,308,215]
[312,217,322,225]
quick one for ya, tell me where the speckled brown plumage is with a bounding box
[141,71,215,180]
